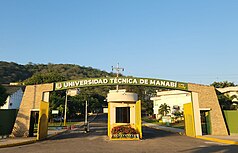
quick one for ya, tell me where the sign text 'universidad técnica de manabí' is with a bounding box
[54,77,188,91]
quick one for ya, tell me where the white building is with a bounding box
[216,87,238,102]
[216,86,238,108]
[67,88,80,96]
[150,90,192,119]
[0,85,24,109]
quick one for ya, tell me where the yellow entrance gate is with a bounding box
[183,102,195,137]
[37,101,49,140]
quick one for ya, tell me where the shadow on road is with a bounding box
[49,113,183,141]
[180,144,238,153]
[50,124,181,141]
[142,126,180,140]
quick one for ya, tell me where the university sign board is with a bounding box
[54,77,188,91]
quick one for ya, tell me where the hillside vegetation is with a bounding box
[0,61,112,84]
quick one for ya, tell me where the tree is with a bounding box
[57,104,65,124]
[67,94,86,118]
[230,103,238,110]
[49,91,65,120]
[222,94,238,110]
[158,103,170,116]
[217,93,233,110]
[24,72,65,85]
[123,85,157,116]
[68,92,106,117]
[211,81,235,88]
[0,85,8,107]
[211,81,237,110]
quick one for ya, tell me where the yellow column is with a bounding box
[183,102,195,137]
[37,101,49,140]
[108,102,111,137]
[135,100,142,139]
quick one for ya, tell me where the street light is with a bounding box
[85,100,90,132]
[63,88,81,127]
[64,90,68,126]
[112,63,124,91]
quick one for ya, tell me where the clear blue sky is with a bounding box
[1,0,238,85]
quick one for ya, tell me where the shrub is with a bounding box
[111,125,137,135]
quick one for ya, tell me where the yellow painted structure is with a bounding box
[37,101,49,140]
[107,90,142,140]
[183,102,195,137]
[108,102,111,137]
[135,100,142,139]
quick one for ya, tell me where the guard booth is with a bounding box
[107,89,142,140]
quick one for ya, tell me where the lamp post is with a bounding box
[64,90,68,126]
[85,100,89,132]
[112,63,124,91]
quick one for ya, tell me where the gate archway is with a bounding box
[12,77,228,139]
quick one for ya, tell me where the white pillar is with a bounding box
[191,92,202,136]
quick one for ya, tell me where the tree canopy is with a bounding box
[0,61,113,84]
[211,81,238,110]
[0,85,8,107]
[210,81,235,88]
[158,103,170,116]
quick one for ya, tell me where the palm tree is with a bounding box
[158,103,170,116]
[211,81,235,88]
[218,94,238,110]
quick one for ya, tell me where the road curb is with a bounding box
[0,139,37,148]
[196,136,238,145]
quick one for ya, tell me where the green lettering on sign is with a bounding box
[54,77,188,91]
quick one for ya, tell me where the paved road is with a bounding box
[1,114,238,153]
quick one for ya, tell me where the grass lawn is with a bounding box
[170,121,185,129]
[142,117,165,125]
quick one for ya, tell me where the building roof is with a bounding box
[151,90,190,100]
[216,87,238,93]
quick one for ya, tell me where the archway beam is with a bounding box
[54,77,188,91]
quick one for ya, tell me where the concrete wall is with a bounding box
[188,83,228,136]
[12,83,54,137]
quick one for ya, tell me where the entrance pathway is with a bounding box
[1,119,238,148]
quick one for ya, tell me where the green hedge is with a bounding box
[0,109,18,135]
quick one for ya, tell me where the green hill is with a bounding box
[0,61,113,84]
